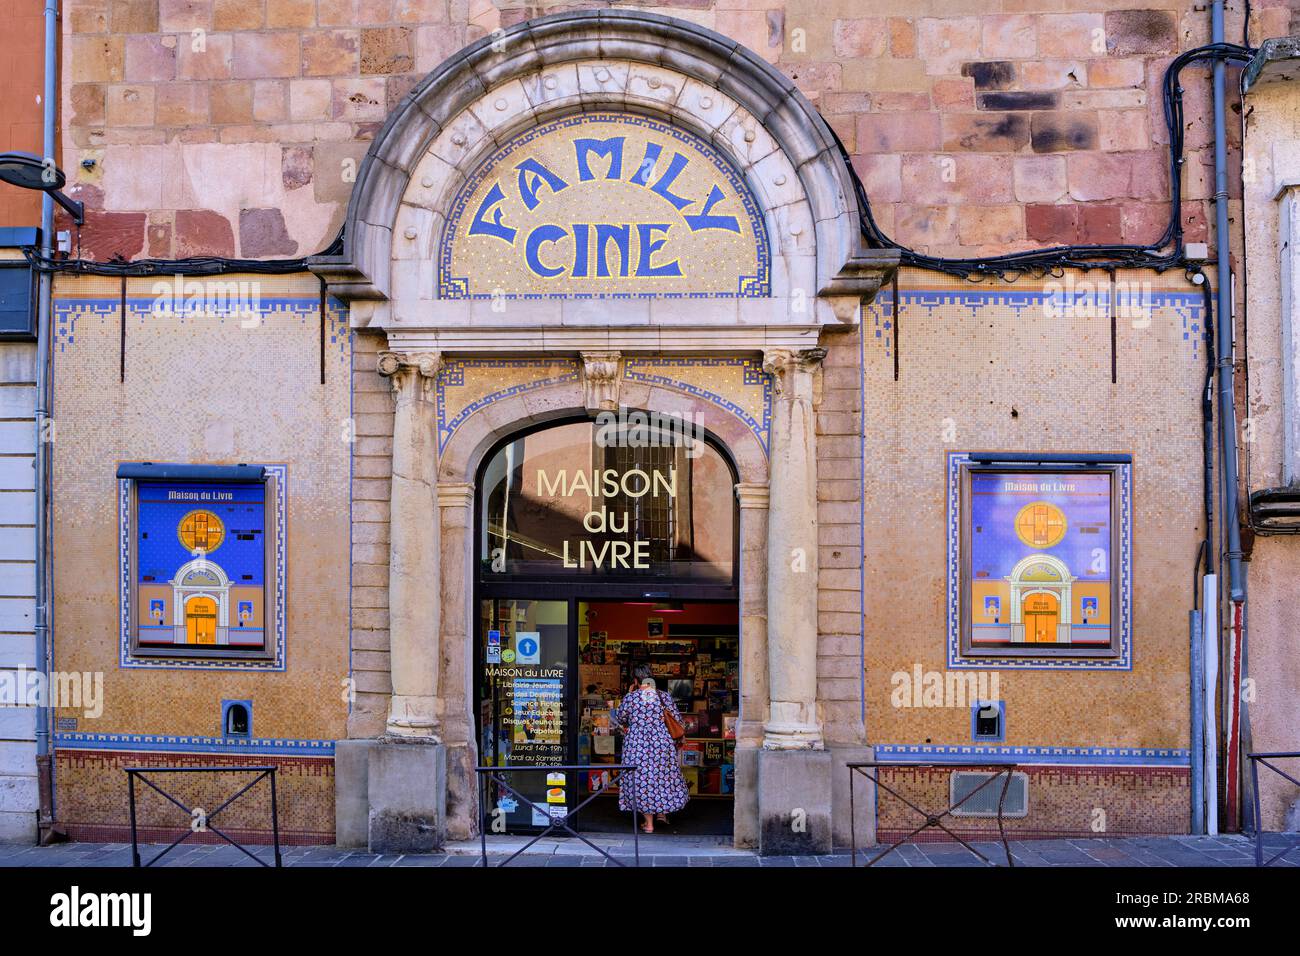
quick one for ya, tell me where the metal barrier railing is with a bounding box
[475,763,640,867]
[848,761,1017,867]
[1247,751,1300,867]
[125,765,282,868]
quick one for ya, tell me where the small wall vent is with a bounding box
[950,770,1029,817]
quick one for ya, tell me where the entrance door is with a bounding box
[473,417,741,835]
[475,595,740,835]
[185,596,218,644]
[477,598,573,830]
[1023,592,1059,643]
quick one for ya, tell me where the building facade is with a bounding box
[0,0,1294,851]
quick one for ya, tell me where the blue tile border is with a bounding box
[622,356,773,455]
[875,743,1191,767]
[54,732,335,758]
[435,357,581,453]
[868,287,1208,361]
[53,295,350,362]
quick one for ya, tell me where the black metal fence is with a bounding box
[475,763,640,866]
[1246,751,1300,867]
[848,761,1018,866]
[125,765,282,867]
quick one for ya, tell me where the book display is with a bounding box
[578,603,739,799]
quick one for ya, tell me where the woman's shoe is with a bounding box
[640,824,654,833]
[655,814,670,824]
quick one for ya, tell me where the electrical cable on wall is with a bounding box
[835,42,1255,280]
[19,44,1254,284]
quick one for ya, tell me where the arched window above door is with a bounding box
[477,417,736,585]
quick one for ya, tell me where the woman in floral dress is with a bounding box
[610,671,690,832]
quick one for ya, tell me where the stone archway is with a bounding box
[325,11,897,854]
[309,9,895,315]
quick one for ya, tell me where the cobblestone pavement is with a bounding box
[0,834,1294,867]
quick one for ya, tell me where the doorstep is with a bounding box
[443,833,752,858]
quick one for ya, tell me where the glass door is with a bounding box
[477,598,573,830]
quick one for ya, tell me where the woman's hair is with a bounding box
[632,664,653,682]
[639,677,657,691]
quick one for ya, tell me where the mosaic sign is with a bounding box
[967,471,1114,650]
[439,112,770,299]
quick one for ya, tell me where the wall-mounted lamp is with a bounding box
[0,151,84,226]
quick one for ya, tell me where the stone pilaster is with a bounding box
[436,482,475,746]
[377,350,442,739]
[734,481,770,747]
[761,347,826,750]
[436,481,478,840]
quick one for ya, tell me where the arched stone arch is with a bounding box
[344,12,894,854]
[436,374,770,487]
[309,8,896,332]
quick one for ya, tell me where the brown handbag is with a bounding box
[660,694,686,746]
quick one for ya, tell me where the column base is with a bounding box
[762,701,824,750]
[366,737,446,853]
[757,748,833,855]
[385,695,441,740]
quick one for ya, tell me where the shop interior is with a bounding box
[576,600,738,835]
[477,597,738,836]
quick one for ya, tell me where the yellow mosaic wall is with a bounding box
[862,268,1206,755]
[49,273,352,841]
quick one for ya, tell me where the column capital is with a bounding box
[580,350,622,413]
[436,482,475,510]
[378,350,441,401]
[762,347,826,395]
[735,481,770,509]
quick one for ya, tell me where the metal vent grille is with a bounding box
[949,771,1029,818]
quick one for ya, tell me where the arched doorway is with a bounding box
[1007,554,1074,645]
[473,415,740,835]
[320,8,899,853]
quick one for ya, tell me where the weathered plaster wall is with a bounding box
[59,0,1294,262]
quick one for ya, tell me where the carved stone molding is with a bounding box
[436,482,475,510]
[580,351,622,413]
[735,481,771,510]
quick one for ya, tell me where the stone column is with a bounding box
[377,350,442,739]
[436,481,478,839]
[761,347,826,750]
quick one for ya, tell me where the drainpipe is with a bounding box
[33,0,58,843]
[1211,0,1246,831]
